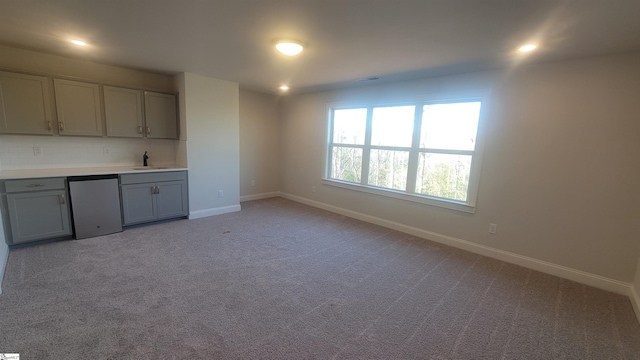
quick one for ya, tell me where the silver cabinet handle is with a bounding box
[60,194,66,204]
[137,125,143,134]
[59,122,64,132]
[146,127,151,135]
[151,186,156,194]
[25,183,45,188]
[47,121,52,131]
[155,186,159,194]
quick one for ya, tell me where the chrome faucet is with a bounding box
[143,151,149,166]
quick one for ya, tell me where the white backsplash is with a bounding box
[0,135,177,170]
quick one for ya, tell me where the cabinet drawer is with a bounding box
[5,177,66,193]
[120,171,187,185]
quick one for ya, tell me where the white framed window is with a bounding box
[324,94,487,213]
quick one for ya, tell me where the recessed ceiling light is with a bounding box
[279,85,290,91]
[518,44,537,52]
[275,40,304,56]
[70,39,87,46]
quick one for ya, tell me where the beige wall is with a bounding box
[0,45,179,171]
[634,257,640,296]
[0,45,175,92]
[180,72,240,216]
[279,52,640,283]
[634,258,640,322]
[239,90,280,197]
[636,258,640,289]
[0,213,7,294]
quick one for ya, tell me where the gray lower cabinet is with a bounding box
[2,178,72,244]
[120,171,188,226]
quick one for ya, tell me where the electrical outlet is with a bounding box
[218,190,224,198]
[33,146,43,156]
[250,180,256,187]
[312,186,316,193]
[489,223,498,235]
[103,147,111,155]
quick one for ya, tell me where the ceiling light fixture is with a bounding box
[518,44,537,52]
[70,39,87,46]
[279,85,290,92]
[275,40,304,56]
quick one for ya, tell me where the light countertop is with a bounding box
[0,165,188,180]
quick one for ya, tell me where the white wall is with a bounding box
[179,73,240,218]
[280,52,640,284]
[239,90,281,199]
[0,135,176,169]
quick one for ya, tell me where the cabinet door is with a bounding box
[0,71,53,135]
[144,91,177,139]
[54,79,103,136]
[121,183,157,225]
[6,190,71,244]
[156,180,188,220]
[104,86,143,138]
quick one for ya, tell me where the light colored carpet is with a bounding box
[0,197,639,359]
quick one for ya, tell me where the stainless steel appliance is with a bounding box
[68,174,122,239]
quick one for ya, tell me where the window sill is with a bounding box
[321,178,476,213]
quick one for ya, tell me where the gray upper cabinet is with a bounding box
[0,71,53,135]
[54,79,103,136]
[144,91,178,139]
[104,86,144,138]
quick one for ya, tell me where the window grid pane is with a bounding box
[371,106,415,147]
[420,102,481,151]
[368,149,409,191]
[331,146,363,183]
[415,152,472,201]
[333,108,367,145]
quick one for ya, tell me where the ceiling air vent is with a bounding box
[356,76,381,82]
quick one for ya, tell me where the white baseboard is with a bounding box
[279,192,632,297]
[631,284,640,324]
[240,192,279,202]
[189,204,241,220]
[493,249,630,295]
[0,242,9,296]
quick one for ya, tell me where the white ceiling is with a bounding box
[1,0,639,94]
